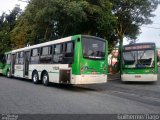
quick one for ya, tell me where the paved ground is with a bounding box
[0,71,160,114]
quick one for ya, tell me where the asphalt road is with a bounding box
[0,72,160,114]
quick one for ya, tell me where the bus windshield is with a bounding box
[82,37,105,60]
[123,50,154,68]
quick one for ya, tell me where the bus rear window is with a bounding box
[82,37,105,60]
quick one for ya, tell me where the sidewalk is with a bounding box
[107,73,120,80]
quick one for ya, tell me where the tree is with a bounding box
[11,0,116,48]
[0,5,22,54]
[111,0,160,42]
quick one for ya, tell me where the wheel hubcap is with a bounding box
[7,72,10,77]
[43,75,47,83]
[33,74,37,82]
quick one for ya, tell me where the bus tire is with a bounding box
[32,71,39,84]
[7,70,11,78]
[42,72,49,86]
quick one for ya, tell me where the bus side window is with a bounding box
[40,46,52,64]
[6,54,11,64]
[30,48,39,64]
[62,42,74,64]
[19,52,24,64]
[15,52,19,64]
[53,44,63,63]
[15,52,23,65]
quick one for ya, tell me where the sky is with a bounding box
[124,5,160,47]
[0,0,160,47]
[0,0,27,14]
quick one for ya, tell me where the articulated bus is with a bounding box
[121,42,158,82]
[1,35,108,85]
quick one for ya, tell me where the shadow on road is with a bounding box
[48,83,99,92]
[121,81,157,85]
[5,76,98,92]
[1,75,159,93]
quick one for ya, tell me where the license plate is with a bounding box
[135,75,141,78]
[92,72,96,74]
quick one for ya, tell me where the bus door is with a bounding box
[11,54,16,75]
[24,51,30,77]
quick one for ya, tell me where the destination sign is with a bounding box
[124,44,154,51]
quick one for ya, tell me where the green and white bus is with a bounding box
[2,35,108,85]
[122,42,158,82]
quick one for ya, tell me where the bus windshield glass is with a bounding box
[82,37,105,60]
[123,50,154,68]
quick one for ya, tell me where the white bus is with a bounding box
[3,35,108,85]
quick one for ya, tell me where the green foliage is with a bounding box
[111,0,160,42]
[0,5,22,53]
[11,0,116,48]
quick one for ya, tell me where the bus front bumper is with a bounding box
[122,74,157,82]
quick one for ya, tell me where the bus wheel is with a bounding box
[7,70,11,78]
[42,72,49,86]
[32,71,39,84]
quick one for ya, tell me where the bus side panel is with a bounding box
[14,65,24,77]
[2,64,11,76]
[29,64,70,83]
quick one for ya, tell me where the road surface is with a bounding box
[0,72,160,114]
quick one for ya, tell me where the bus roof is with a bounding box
[8,36,73,54]
[5,35,106,54]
